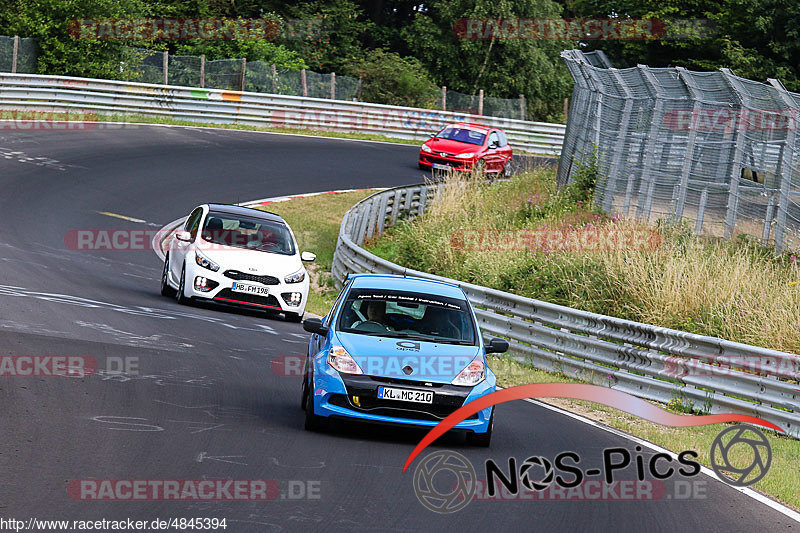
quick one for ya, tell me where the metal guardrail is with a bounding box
[0,73,565,156]
[332,184,800,437]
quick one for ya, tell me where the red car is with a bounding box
[418,122,513,175]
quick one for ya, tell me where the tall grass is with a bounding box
[367,169,800,353]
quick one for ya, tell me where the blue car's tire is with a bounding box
[304,375,324,431]
[467,409,493,447]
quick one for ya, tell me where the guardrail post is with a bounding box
[478,89,484,115]
[11,35,19,73]
[442,86,447,110]
[199,54,205,88]
[163,51,168,85]
[330,72,335,100]
[767,78,798,252]
[301,69,307,96]
[240,58,246,91]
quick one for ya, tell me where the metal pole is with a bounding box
[163,51,168,85]
[331,72,335,100]
[603,68,635,212]
[719,69,747,240]
[11,35,19,73]
[240,58,246,91]
[442,86,446,111]
[695,188,708,235]
[673,67,703,221]
[520,95,526,120]
[767,78,798,252]
[199,54,205,88]
[563,97,568,120]
[762,194,777,245]
[271,64,277,93]
[301,69,307,97]
[478,89,484,116]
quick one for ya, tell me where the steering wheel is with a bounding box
[355,320,391,333]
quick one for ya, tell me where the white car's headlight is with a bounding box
[328,346,363,375]
[284,269,305,283]
[451,357,485,386]
[454,152,476,159]
[195,251,219,272]
[421,144,433,153]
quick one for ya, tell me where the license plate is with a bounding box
[432,163,451,170]
[232,282,269,296]
[377,386,433,404]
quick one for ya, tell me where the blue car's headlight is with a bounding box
[328,346,363,375]
[451,357,485,386]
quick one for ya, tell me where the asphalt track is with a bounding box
[0,125,795,532]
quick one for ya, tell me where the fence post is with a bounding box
[163,51,168,85]
[477,89,484,116]
[331,72,336,99]
[719,69,747,240]
[301,69,307,97]
[11,35,19,73]
[602,68,635,212]
[563,97,568,120]
[356,76,362,101]
[240,58,246,91]
[442,86,447,111]
[672,68,703,221]
[766,78,797,252]
[199,54,205,88]
[520,95,526,120]
[695,188,708,235]
[271,64,277,93]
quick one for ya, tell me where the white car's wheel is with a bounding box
[175,262,189,304]
[160,253,176,297]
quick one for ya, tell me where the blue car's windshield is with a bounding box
[336,288,477,345]
[435,127,486,146]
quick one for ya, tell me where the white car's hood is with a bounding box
[196,240,302,276]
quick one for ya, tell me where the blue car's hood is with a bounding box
[336,332,481,383]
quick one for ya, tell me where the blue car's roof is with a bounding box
[347,273,466,300]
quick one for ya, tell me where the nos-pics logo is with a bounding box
[412,425,772,514]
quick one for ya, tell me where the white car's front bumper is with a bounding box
[180,260,309,314]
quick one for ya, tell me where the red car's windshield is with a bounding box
[435,127,486,146]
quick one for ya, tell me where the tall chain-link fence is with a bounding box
[558,49,800,252]
[0,36,37,73]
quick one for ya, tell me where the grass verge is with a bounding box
[253,189,375,316]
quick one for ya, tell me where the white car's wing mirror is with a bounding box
[301,251,316,262]
[175,230,192,242]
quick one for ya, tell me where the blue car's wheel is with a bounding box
[304,374,324,431]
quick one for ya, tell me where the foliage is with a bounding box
[345,49,438,107]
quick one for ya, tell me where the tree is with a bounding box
[345,49,438,107]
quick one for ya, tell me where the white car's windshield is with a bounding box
[435,127,486,146]
[201,213,296,255]
[337,288,477,345]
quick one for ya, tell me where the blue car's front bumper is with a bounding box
[309,359,495,434]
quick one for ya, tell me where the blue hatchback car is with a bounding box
[301,273,508,446]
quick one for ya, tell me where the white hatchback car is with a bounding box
[160,204,315,322]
